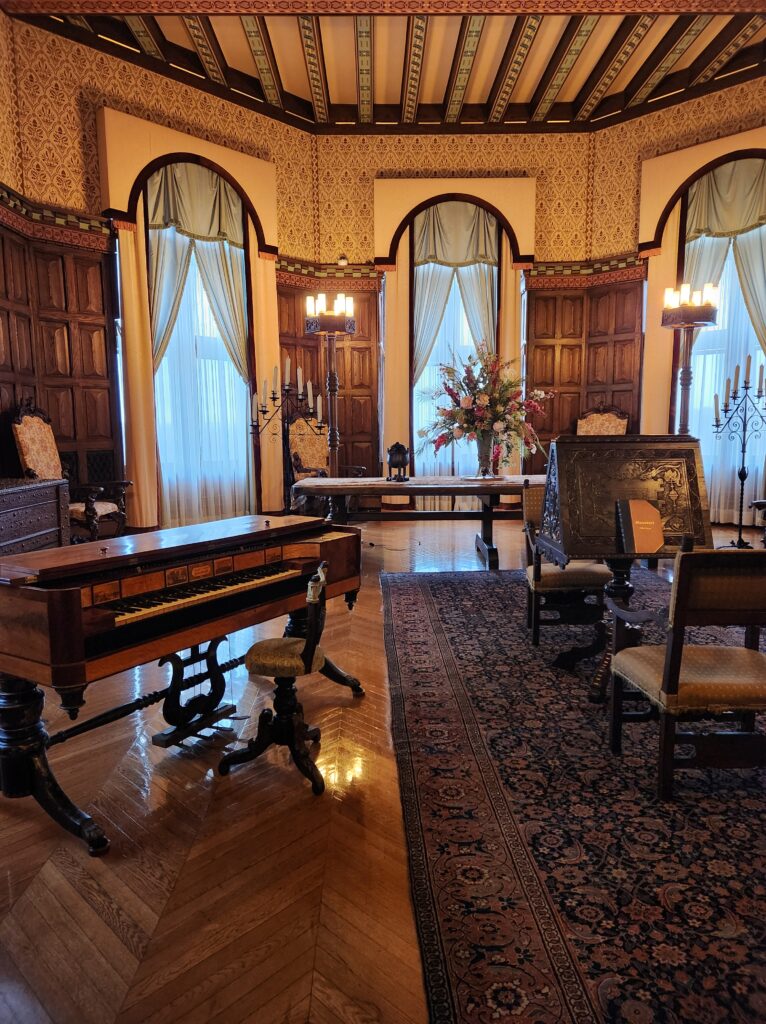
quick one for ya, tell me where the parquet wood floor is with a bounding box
[0,520,755,1024]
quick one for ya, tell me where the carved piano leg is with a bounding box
[0,673,109,856]
[152,638,238,748]
[219,679,325,795]
[284,608,365,697]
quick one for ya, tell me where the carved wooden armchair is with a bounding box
[285,415,365,511]
[576,404,629,436]
[609,546,766,798]
[12,400,131,542]
[523,481,611,645]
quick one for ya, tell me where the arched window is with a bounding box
[411,200,499,484]
[145,162,253,527]
[681,158,766,525]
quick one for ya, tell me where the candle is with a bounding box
[316,394,323,423]
[725,377,731,407]
[714,393,720,424]
[745,354,751,386]
[663,287,675,309]
[733,364,740,394]
[285,356,291,386]
[691,290,702,306]
[297,366,304,394]
[316,293,326,314]
[307,380,313,410]
[251,392,258,421]
[345,295,354,317]
[306,295,315,316]
[272,366,278,394]
[680,283,691,305]
[262,378,268,402]
[759,364,764,396]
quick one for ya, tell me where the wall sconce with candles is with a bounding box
[304,292,356,477]
[661,282,719,435]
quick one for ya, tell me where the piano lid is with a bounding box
[0,514,331,582]
[536,435,713,564]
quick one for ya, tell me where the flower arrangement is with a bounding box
[417,342,548,475]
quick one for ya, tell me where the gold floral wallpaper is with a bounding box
[3,14,766,265]
[591,76,766,258]
[0,14,22,194]
[8,17,316,260]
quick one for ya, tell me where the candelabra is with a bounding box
[713,357,766,549]
[662,282,719,435]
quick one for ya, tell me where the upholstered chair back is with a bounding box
[576,408,629,436]
[522,483,546,532]
[12,412,63,480]
[289,417,328,475]
[668,550,766,628]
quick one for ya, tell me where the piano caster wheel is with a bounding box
[311,775,325,796]
[349,679,365,697]
[87,833,111,857]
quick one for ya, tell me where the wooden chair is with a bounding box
[218,562,337,793]
[576,404,629,436]
[12,399,131,542]
[523,481,612,645]
[285,414,365,512]
[750,499,766,547]
[609,546,766,798]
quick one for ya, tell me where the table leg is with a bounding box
[325,495,348,524]
[474,495,499,569]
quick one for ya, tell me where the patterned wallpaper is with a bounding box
[316,133,591,264]
[8,18,316,260]
[3,16,766,265]
[0,14,22,194]
[591,76,766,258]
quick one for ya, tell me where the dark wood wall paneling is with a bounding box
[0,223,122,483]
[277,284,380,476]
[525,280,644,474]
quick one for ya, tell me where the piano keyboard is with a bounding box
[108,564,304,626]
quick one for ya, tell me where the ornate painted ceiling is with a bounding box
[5,5,766,133]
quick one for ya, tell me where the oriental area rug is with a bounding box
[381,569,765,1024]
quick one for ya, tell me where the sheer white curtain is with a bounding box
[154,250,251,527]
[687,246,766,524]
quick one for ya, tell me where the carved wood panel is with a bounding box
[0,221,121,482]
[278,284,379,477]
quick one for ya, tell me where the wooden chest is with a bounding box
[0,479,70,555]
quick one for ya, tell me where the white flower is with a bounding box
[493,421,504,432]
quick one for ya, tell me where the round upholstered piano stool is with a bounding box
[218,562,362,794]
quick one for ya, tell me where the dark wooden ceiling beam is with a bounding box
[182,15,228,86]
[625,14,713,107]
[355,14,374,124]
[123,14,166,61]
[574,15,654,121]
[401,14,428,123]
[486,15,542,123]
[241,15,283,108]
[530,14,599,122]
[443,14,485,123]
[688,14,765,86]
[298,14,330,123]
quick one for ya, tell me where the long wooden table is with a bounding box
[292,474,546,569]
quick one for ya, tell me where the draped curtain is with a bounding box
[412,201,499,507]
[685,158,766,524]
[146,162,252,525]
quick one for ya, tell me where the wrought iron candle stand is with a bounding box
[713,376,766,549]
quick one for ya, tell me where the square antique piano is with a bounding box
[0,514,361,854]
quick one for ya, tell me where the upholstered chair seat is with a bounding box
[245,636,326,677]
[69,500,120,521]
[526,561,612,591]
[613,644,766,712]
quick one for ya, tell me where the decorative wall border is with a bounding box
[2,2,758,14]
[524,253,646,290]
[276,256,381,291]
[0,184,113,251]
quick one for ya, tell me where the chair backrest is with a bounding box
[576,405,629,436]
[289,416,328,474]
[12,401,63,480]
[669,549,766,629]
[301,561,328,672]
[522,482,546,532]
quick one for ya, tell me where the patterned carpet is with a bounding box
[382,569,765,1024]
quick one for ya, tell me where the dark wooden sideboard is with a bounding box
[0,478,70,555]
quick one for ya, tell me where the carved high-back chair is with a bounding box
[285,414,366,512]
[609,547,766,798]
[576,404,629,436]
[523,481,611,645]
[12,399,130,542]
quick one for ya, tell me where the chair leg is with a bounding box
[658,713,676,800]
[608,672,624,755]
[531,593,541,646]
[526,587,532,629]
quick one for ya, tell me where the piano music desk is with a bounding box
[0,514,362,855]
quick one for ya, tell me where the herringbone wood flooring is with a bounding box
[0,520,754,1024]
